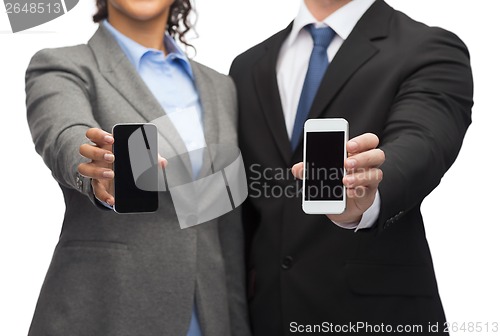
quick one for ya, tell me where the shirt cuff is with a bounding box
[97,197,114,210]
[91,181,113,210]
[332,191,381,231]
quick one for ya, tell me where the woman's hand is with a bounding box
[78,128,116,206]
[77,128,168,206]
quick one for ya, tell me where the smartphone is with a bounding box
[112,123,159,214]
[302,118,348,214]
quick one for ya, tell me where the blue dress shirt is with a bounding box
[103,20,204,336]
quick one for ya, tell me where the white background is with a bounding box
[1,1,498,334]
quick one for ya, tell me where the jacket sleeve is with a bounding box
[377,27,473,231]
[26,48,101,204]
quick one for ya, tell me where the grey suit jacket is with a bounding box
[26,25,250,336]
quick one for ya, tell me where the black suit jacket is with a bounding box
[230,1,473,335]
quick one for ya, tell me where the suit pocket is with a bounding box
[346,262,438,297]
[60,240,129,251]
[30,242,133,335]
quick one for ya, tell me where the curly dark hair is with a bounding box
[93,0,193,47]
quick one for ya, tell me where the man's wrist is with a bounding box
[330,191,381,231]
[332,217,362,230]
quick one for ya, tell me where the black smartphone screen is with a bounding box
[304,131,345,201]
[113,124,159,213]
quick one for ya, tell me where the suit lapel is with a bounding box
[296,0,392,148]
[308,0,392,121]
[307,34,379,121]
[253,24,294,165]
[190,61,221,178]
[190,62,219,149]
[88,26,190,160]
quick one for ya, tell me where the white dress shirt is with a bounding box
[277,0,379,230]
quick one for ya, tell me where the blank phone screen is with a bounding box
[304,131,345,201]
[113,124,158,213]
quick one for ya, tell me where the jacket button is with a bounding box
[282,256,294,270]
[384,219,393,229]
[75,173,83,191]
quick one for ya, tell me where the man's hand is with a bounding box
[292,133,384,225]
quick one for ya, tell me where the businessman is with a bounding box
[230,0,473,335]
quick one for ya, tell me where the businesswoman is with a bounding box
[25,0,250,335]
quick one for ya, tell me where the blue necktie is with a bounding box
[291,25,336,150]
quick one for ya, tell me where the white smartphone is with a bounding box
[302,118,348,214]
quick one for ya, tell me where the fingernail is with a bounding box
[348,141,358,151]
[345,176,355,186]
[104,135,114,143]
[106,199,113,206]
[346,159,356,168]
[104,153,114,162]
[103,171,114,178]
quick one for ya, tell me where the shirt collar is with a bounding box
[102,19,193,79]
[288,0,377,46]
